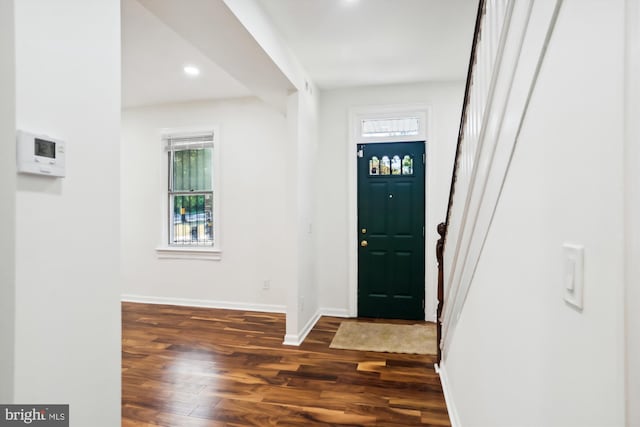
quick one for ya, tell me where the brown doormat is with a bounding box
[329,321,436,355]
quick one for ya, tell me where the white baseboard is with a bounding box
[436,360,460,427]
[122,297,352,346]
[319,307,352,318]
[282,334,301,346]
[120,294,286,314]
[283,307,354,345]
[283,309,322,346]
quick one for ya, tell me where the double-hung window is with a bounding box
[165,130,216,248]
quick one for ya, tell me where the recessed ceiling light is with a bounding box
[183,65,200,77]
[343,0,359,5]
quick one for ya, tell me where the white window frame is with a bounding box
[355,108,427,144]
[155,126,222,261]
[359,116,423,141]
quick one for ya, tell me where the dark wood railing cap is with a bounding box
[437,0,485,364]
[443,0,486,242]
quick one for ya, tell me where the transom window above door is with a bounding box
[361,117,420,139]
[354,109,427,144]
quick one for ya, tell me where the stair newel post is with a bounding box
[436,222,446,363]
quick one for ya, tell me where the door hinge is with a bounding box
[357,148,364,158]
[423,226,425,237]
[423,153,426,164]
[422,299,425,309]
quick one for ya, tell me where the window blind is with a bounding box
[164,132,214,151]
[361,117,420,138]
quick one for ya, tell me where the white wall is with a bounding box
[222,0,321,343]
[137,0,294,113]
[283,88,321,344]
[443,1,625,426]
[223,0,307,92]
[316,82,464,319]
[625,1,640,425]
[294,86,320,337]
[0,0,16,404]
[13,0,121,424]
[121,98,291,311]
[284,93,301,339]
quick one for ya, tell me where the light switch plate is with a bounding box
[563,243,584,310]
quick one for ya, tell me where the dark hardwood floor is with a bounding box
[122,302,450,426]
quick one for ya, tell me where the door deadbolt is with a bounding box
[361,228,367,234]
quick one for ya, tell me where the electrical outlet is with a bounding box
[262,280,270,290]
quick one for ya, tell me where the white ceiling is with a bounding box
[257,0,477,89]
[121,0,477,107]
[121,0,251,109]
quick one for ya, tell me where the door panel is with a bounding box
[394,182,414,234]
[393,252,413,295]
[358,141,425,320]
[368,182,389,233]
[367,250,388,295]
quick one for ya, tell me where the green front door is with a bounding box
[357,141,425,320]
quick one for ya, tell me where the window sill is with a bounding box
[155,246,222,261]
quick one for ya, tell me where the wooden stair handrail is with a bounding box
[444,0,486,233]
[437,0,486,364]
[436,222,445,363]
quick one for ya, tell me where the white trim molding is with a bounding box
[436,361,461,427]
[121,294,285,313]
[283,308,352,346]
[283,309,321,346]
[625,0,640,424]
[155,246,222,261]
[442,0,563,355]
[120,301,353,347]
[319,307,351,318]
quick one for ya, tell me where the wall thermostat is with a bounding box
[17,130,66,177]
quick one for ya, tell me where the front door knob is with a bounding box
[361,240,368,247]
